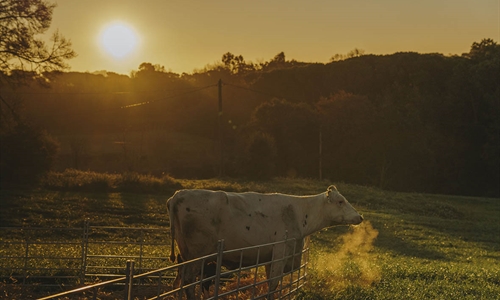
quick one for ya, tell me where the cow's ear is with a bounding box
[327,185,337,201]
[327,185,337,193]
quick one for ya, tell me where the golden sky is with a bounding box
[48,0,498,75]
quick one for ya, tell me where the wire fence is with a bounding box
[0,222,309,299]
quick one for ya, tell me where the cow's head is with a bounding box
[326,185,363,226]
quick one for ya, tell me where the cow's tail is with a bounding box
[168,194,176,263]
[170,220,176,262]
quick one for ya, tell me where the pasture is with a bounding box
[0,173,499,299]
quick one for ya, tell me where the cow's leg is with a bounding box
[180,263,199,300]
[173,254,184,289]
[266,261,285,300]
[264,263,271,279]
[267,240,299,299]
[172,255,183,297]
[173,271,181,288]
[201,261,217,298]
[173,254,199,299]
[265,244,288,299]
[173,264,191,299]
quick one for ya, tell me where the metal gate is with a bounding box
[0,221,171,286]
[38,238,309,300]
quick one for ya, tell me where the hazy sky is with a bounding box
[48,0,498,75]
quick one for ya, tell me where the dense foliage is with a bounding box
[0,0,75,186]
[0,39,498,196]
[0,0,75,78]
[0,121,58,186]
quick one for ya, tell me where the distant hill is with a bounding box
[1,39,498,196]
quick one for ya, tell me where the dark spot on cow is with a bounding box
[259,198,262,201]
[246,226,250,231]
[282,205,300,234]
[255,211,268,218]
[301,215,309,228]
[171,196,185,214]
[281,205,296,223]
[274,231,277,235]
[248,214,252,217]
[186,207,191,212]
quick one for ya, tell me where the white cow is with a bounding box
[167,185,363,299]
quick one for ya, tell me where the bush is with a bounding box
[117,172,182,194]
[41,169,182,194]
[41,169,115,192]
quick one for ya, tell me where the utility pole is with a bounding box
[218,79,224,176]
[319,126,323,180]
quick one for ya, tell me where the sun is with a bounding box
[99,22,139,59]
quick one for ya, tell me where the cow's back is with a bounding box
[168,189,304,261]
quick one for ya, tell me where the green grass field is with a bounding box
[1,173,499,299]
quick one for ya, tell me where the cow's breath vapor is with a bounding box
[313,221,380,290]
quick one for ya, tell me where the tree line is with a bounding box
[1,38,499,196]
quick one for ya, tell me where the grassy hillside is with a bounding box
[0,174,499,299]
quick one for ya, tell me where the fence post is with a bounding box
[81,219,90,284]
[124,260,135,300]
[139,229,144,273]
[213,239,224,300]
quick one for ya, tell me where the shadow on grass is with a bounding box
[311,221,447,261]
[372,225,447,260]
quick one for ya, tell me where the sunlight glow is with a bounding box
[100,22,138,58]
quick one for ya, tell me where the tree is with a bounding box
[461,39,500,195]
[0,0,74,185]
[0,0,76,80]
[316,92,378,184]
[0,121,59,185]
[130,62,179,90]
[131,62,178,77]
[221,52,255,74]
[330,48,365,62]
[261,52,289,71]
[250,98,318,177]
[243,132,277,179]
[464,38,499,61]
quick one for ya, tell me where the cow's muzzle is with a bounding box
[353,215,364,225]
